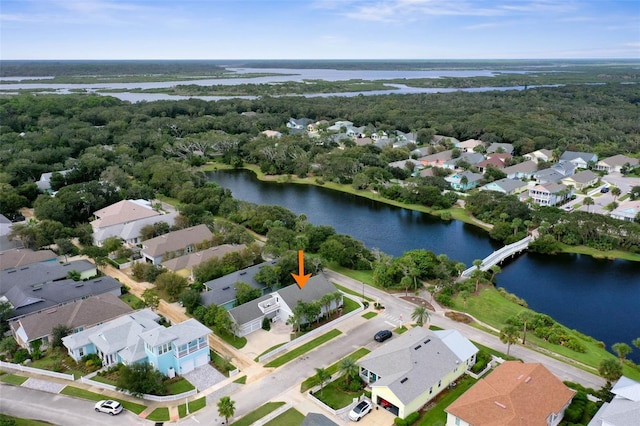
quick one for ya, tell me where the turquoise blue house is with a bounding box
[62,309,211,376]
[445,171,484,191]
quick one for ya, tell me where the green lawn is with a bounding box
[0,414,54,426]
[453,286,640,380]
[255,342,288,361]
[312,376,362,409]
[557,243,640,262]
[333,282,374,301]
[230,401,285,426]
[265,329,342,368]
[211,350,237,376]
[167,377,195,394]
[0,374,28,385]
[300,348,371,392]
[120,293,145,309]
[342,296,361,314]
[60,386,147,414]
[178,397,206,418]
[362,312,378,319]
[146,407,170,422]
[216,330,247,349]
[263,408,305,426]
[417,376,477,425]
[394,325,409,334]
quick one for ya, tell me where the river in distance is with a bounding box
[208,169,640,363]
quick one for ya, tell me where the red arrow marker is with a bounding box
[291,250,311,289]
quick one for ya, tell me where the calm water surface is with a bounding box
[209,169,640,362]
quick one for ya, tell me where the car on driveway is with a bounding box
[374,330,392,342]
[95,400,123,415]
[348,399,372,421]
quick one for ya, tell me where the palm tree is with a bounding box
[472,259,483,292]
[455,262,466,277]
[320,294,333,320]
[401,276,412,296]
[611,342,632,364]
[217,396,235,425]
[633,337,640,350]
[611,186,621,201]
[411,306,430,327]
[499,324,520,356]
[460,290,470,313]
[518,311,534,345]
[583,197,594,212]
[286,309,303,334]
[599,358,623,382]
[489,264,501,283]
[338,357,359,387]
[315,367,331,396]
[332,292,343,317]
[511,217,522,236]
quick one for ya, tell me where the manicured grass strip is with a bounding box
[333,282,374,301]
[264,407,305,426]
[394,325,408,334]
[342,296,361,313]
[233,375,247,384]
[417,376,477,425]
[313,376,361,409]
[362,312,378,319]
[178,396,206,418]
[146,407,170,422]
[60,386,147,414]
[120,293,145,309]
[231,401,285,426]
[254,342,288,361]
[0,414,53,426]
[0,374,28,385]
[264,329,342,368]
[300,347,371,392]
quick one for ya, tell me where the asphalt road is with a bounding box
[0,383,149,426]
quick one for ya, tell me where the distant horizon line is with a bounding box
[1,58,639,62]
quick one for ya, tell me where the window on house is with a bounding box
[79,348,84,357]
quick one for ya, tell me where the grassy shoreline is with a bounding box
[202,162,640,262]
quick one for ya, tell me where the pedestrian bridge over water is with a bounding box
[460,235,533,278]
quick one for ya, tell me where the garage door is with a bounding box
[195,354,208,368]
[181,360,195,374]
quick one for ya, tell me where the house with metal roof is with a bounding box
[588,376,640,426]
[358,327,478,419]
[62,309,210,376]
[445,361,575,426]
[480,178,528,195]
[9,293,133,351]
[227,273,341,337]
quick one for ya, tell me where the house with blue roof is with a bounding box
[62,309,210,376]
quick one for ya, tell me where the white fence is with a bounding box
[258,294,364,363]
[0,360,75,381]
[307,384,365,416]
[80,376,197,402]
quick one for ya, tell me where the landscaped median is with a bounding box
[264,329,342,368]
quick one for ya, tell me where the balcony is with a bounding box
[176,340,209,358]
[258,298,280,315]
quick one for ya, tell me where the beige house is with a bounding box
[445,361,575,426]
[358,327,478,419]
[523,149,554,163]
[561,169,599,191]
[594,154,639,173]
[91,199,177,247]
[141,224,213,265]
[456,139,484,153]
[162,243,247,279]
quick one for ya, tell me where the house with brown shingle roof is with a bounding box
[9,293,132,351]
[141,224,213,265]
[445,361,575,426]
[161,243,247,279]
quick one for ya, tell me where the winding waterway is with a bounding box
[208,169,640,363]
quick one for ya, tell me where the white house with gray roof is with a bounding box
[479,178,528,195]
[594,154,639,174]
[227,274,341,337]
[559,151,598,169]
[358,327,478,419]
[588,376,640,426]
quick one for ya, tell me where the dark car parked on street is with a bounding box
[374,330,392,342]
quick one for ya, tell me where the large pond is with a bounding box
[208,169,640,362]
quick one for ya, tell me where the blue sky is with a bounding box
[1,0,639,60]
